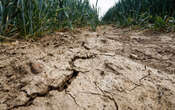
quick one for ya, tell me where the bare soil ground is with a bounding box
[0,25,175,110]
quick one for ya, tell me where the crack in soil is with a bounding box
[94,82,119,110]
[9,54,95,110]
[69,53,96,68]
[128,72,151,92]
[81,42,90,50]
[65,90,80,107]
[9,70,79,110]
[105,63,122,75]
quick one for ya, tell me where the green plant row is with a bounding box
[103,0,175,31]
[0,0,99,39]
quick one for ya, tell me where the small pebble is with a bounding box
[29,62,43,74]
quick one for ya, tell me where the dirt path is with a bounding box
[0,26,175,110]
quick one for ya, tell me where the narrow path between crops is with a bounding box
[0,25,175,110]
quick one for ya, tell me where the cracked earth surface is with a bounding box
[0,26,175,110]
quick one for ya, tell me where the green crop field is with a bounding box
[0,0,99,39]
[103,0,175,31]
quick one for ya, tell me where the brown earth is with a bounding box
[0,25,175,110]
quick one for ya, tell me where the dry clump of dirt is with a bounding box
[0,26,175,110]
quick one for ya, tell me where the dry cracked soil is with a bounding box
[0,25,175,110]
